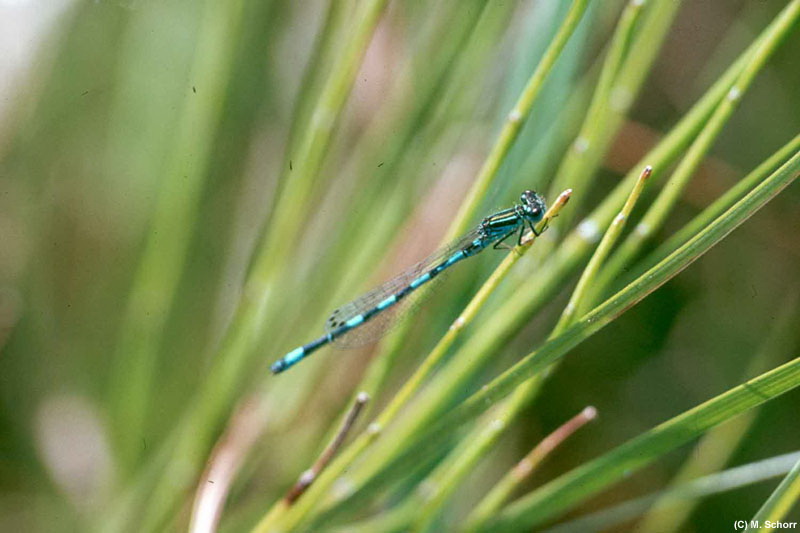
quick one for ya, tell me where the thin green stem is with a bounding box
[446,0,590,241]
[626,132,800,293]
[249,0,390,304]
[107,0,246,474]
[547,0,647,217]
[590,0,800,300]
[465,406,597,530]
[284,0,354,158]
[546,452,800,533]
[636,289,800,533]
[752,457,800,532]
[410,412,513,533]
[483,356,800,531]
[331,499,418,533]
[561,165,650,323]
[252,393,370,533]
[547,0,681,229]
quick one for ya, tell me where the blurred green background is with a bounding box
[0,0,798,531]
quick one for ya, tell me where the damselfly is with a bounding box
[270,190,547,374]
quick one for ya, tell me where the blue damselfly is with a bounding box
[271,190,547,374]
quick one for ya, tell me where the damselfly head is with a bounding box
[520,190,546,221]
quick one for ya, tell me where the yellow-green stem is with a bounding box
[446,0,590,241]
[589,0,800,301]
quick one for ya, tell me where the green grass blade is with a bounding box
[546,0,682,229]
[106,0,246,475]
[444,0,590,241]
[620,132,800,296]
[590,0,800,301]
[466,407,597,530]
[635,289,800,533]
[751,456,800,532]
[483,356,800,531]
[545,451,800,533]
[546,0,648,213]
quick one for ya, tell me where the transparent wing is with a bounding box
[325,227,485,348]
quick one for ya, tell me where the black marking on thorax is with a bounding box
[481,205,524,239]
